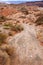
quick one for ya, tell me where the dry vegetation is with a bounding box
[0,3,43,65]
[35,15,43,25]
[20,7,29,15]
[0,15,6,22]
[0,33,7,45]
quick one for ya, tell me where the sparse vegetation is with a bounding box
[3,22,24,32]
[19,15,26,19]
[0,3,43,65]
[35,16,43,25]
[0,15,7,22]
[0,33,7,45]
[20,7,28,15]
[3,22,13,29]
[11,24,24,32]
[8,31,14,36]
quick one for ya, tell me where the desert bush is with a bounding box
[11,24,24,32]
[0,50,10,65]
[8,31,14,36]
[35,15,43,25]
[0,15,7,22]
[0,33,7,45]
[19,15,26,19]
[20,7,28,15]
[3,23,24,32]
[3,22,13,29]
[1,7,4,10]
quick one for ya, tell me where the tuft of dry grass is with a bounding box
[3,22,24,32]
[3,22,13,29]
[0,33,7,45]
[11,24,24,32]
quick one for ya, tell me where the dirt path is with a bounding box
[8,23,43,65]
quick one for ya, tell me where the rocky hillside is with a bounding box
[0,3,43,65]
[21,1,43,7]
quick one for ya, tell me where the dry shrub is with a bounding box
[0,33,7,45]
[11,24,24,32]
[20,7,28,15]
[35,14,43,25]
[0,15,7,22]
[3,22,13,29]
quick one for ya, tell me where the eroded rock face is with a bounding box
[8,24,43,65]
